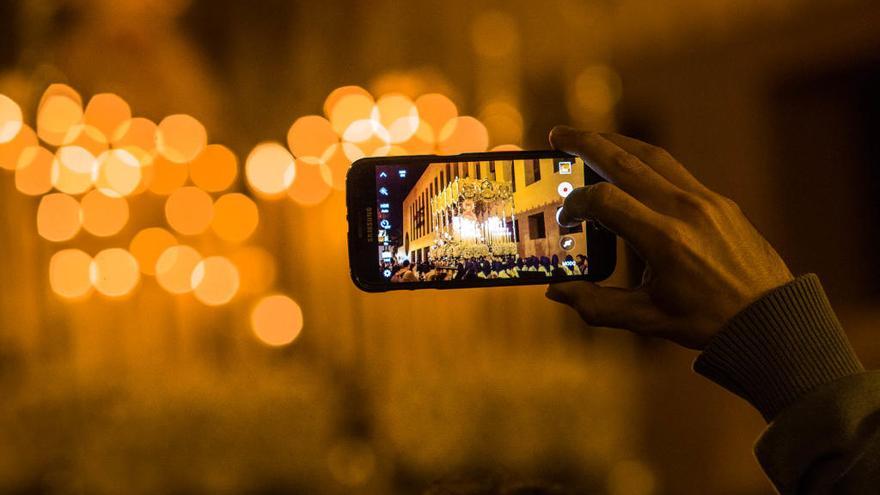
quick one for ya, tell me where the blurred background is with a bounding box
[0,0,879,493]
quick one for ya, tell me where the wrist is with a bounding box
[693,274,863,421]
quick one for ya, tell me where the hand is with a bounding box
[545,126,794,349]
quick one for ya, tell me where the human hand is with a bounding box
[545,126,794,349]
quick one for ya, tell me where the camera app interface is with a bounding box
[376,157,590,283]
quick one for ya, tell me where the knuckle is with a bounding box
[676,191,714,219]
[586,182,616,209]
[657,221,689,247]
[611,151,643,175]
[642,144,674,163]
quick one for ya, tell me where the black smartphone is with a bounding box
[346,150,616,292]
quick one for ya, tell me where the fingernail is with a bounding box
[550,125,577,141]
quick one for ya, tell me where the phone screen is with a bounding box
[374,157,592,284]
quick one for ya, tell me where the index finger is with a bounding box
[600,133,708,193]
[550,126,681,208]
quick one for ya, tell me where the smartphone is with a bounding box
[346,150,616,292]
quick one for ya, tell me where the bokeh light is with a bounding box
[437,116,489,154]
[188,144,238,192]
[165,186,214,235]
[330,92,374,138]
[490,144,523,151]
[81,189,129,237]
[250,294,303,347]
[37,193,81,242]
[245,142,295,199]
[287,115,338,160]
[323,85,372,119]
[415,93,458,140]
[0,124,37,171]
[211,193,259,242]
[479,99,523,146]
[227,246,276,295]
[90,248,140,298]
[94,148,142,197]
[570,65,623,116]
[65,124,109,156]
[83,93,131,141]
[51,145,95,195]
[0,93,23,143]
[129,227,178,276]
[155,245,202,294]
[112,116,157,151]
[374,93,419,144]
[49,249,93,300]
[36,84,83,145]
[191,256,240,306]
[147,155,188,195]
[320,143,356,191]
[156,114,207,163]
[15,145,54,196]
[287,159,331,206]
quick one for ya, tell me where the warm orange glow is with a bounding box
[374,93,419,143]
[37,193,81,242]
[80,190,129,237]
[287,115,339,160]
[323,85,372,119]
[83,93,132,141]
[188,144,238,192]
[0,93,23,143]
[251,294,303,347]
[111,117,157,152]
[490,144,523,151]
[245,142,295,199]
[165,186,214,236]
[571,65,622,116]
[228,246,276,295]
[65,124,110,156]
[36,93,83,146]
[330,93,374,138]
[437,116,489,154]
[90,248,140,298]
[0,124,37,171]
[38,83,82,107]
[156,114,207,163]
[15,146,54,196]
[287,159,332,206]
[479,99,523,145]
[211,193,259,242]
[320,143,355,191]
[94,148,142,197]
[470,11,518,58]
[191,256,240,306]
[350,134,390,157]
[155,245,202,294]
[49,249,93,300]
[398,118,436,155]
[415,93,458,141]
[130,228,178,276]
[51,146,95,195]
[146,155,188,195]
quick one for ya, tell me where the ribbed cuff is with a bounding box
[693,274,864,422]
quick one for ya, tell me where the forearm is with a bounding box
[694,274,879,493]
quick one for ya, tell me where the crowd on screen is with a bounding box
[383,254,588,283]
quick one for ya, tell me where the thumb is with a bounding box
[546,281,657,332]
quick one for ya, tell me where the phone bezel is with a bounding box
[346,150,616,292]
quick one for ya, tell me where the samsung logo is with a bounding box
[364,207,374,239]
